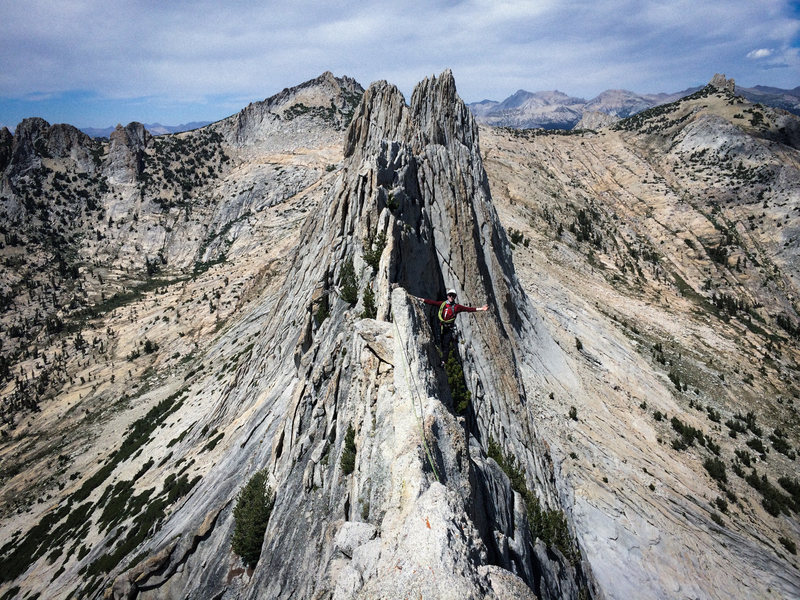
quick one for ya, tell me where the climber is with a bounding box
[416,290,488,364]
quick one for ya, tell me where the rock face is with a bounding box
[0,127,12,172]
[575,110,618,130]
[2,69,800,600]
[6,117,50,177]
[227,70,363,151]
[100,69,589,600]
[709,73,735,93]
[480,82,800,599]
[3,118,96,181]
[106,122,151,184]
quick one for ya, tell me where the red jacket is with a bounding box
[422,298,477,324]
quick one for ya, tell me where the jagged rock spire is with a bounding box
[343,80,411,157]
[410,69,479,151]
[106,122,151,184]
[344,69,479,158]
[2,117,95,181]
[709,73,735,93]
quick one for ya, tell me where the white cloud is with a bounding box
[747,48,774,59]
[1,0,798,126]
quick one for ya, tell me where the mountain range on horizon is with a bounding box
[3,76,797,139]
[468,79,800,130]
[78,121,214,139]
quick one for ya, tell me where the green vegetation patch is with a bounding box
[0,501,90,584]
[487,437,578,563]
[671,271,709,309]
[284,101,338,123]
[670,416,706,450]
[745,469,798,517]
[341,90,364,125]
[769,429,795,459]
[340,425,357,475]
[339,256,358,305]
[362,231,386,275]
[703,457,727,484]
[231,469,275,569]
[444,352,471,415]
[0,587,20,600]
[778,477,800,512]
[87,472,200,577]
[96,480,149,533]
[144,128,228,198]
[613,85,716,133]
[203,431,225,453]
[0,389,187,583]
[779,536,797,555]
[76,276,186,321]
[360,286,377,319]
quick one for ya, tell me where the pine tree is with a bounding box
[231,469,274,568]
[339,257,358,305]
[444,352,471,415]
[360,286,376,319]
[340,425,357,475]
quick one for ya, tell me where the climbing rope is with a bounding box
[392,302,441,484]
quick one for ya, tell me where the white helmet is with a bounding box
[446,289,457,296]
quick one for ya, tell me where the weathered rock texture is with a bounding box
[575,110,618,131]
[481,80,800,599]
[0,72,363,598]
[101,70,590,600]
[1,70,799,600]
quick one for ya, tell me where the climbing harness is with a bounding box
[392,306,442,484]
[437,301,457,324]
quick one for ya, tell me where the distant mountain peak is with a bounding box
[469,76,800,130]
[496,89,535,110]
[80,121,212,139]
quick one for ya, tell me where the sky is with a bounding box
[0,0,798,130]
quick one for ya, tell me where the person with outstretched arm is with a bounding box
[415,289,488,364]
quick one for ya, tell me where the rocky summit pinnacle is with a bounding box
[709,72,736,93]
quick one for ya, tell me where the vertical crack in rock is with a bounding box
[106,70,593,600]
